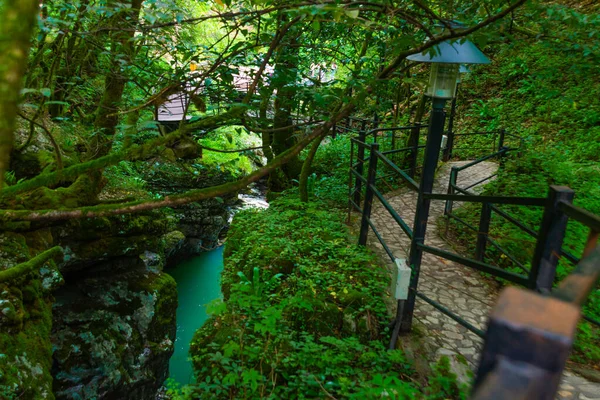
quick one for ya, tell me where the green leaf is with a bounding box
[20,88,38,96]
[40,88,52,97]
[345,9,359,19]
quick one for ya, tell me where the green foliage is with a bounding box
[103,161,150,198]
[167,194,473,398]
[190,196,409,398]
[426,357,468,400]
[198,126,258,177]
[3,171,18,187]
[298,136,353,207]
[446,0,600,367]
[0,234,57,399]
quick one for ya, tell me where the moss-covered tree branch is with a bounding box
[299,131,327,203]
[0,118,340,221]
[0,246,63,283]
[0,107,244,200]
[0,0,525,216]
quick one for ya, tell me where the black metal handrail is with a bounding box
[381,144,426,155]
[418,243,530,286]
[454,148,510,171]
[428,192,546,206]
[348,126,524,341]
[473,247,600,399]
[559,201,600,233]
[376,151,419,191]
[444,153,600,329]
[415,291,486,337]
[370,183,413,239]
[347,117,600,399]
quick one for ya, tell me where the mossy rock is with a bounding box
[161,230,186,259]
[0,233,30,269]
[0,276,55,400]
[18,174,98,211]
[24,229,54,254]
[134,158,235,195]
[55,210,172,243]
[171,137,201,160]
[131,271,178,343]
[52,257,176,399]
[9,150,43,181]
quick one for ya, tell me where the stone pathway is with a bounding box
[365,160,600,399]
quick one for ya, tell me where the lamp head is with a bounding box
[407,39,489,99]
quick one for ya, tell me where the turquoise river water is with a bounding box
[167,247,224,384]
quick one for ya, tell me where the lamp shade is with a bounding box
[425,64,459,99]
[407,39,490,65]
[408,39,489,99]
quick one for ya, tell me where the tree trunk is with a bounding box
[268,35,303,192]
[259,86,275,162]
[92,0,144,158]
[0,0,40,188]
[299,132,326,202]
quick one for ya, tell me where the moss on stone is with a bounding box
[132,271,178,343]
[13,174,98,211]
[0,247,62,284]
[0,232,30,269]
[0,232,59,399]
[161,231,185,254]
[52,260,176,399]
[0,278,55,399]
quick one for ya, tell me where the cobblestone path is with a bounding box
[365,161,600,399]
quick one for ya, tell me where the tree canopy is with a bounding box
[0,0,528,221]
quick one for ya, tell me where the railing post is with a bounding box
[347,139,355,223]
[358,143,379,246]
[498,128,507,168]
[361,119,368,141]
[529,186,575,292]
[400,98,447,332]
[472,286,580,399]
[353,129,367,207]
[498,128,506,151]
[444,166,459,216]
[408,126,419,178]
[442,88,458,162]
[476,203,492,262]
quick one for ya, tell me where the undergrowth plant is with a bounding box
[298,136,353,207]
[167,195,467,399]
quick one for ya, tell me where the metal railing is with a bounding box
[444,128,524,162]
[444,148,600,329]
[472,227,600,399]
[346,119,600,399]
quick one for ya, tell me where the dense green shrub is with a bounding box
[169,196,467,399]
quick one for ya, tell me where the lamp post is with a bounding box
[398,38,490,333]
